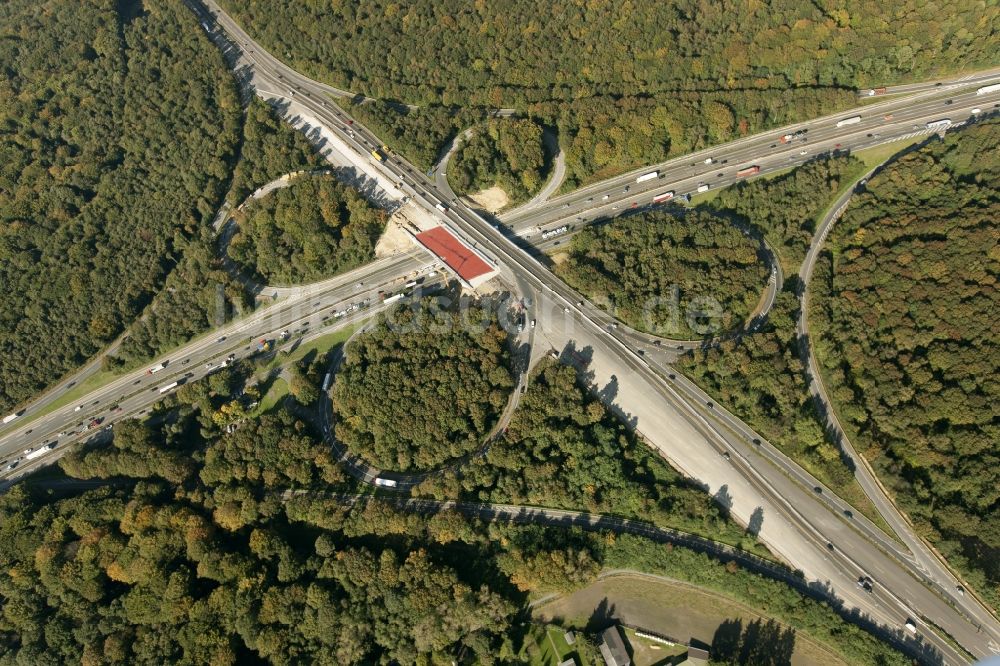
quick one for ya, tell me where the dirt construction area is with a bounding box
[374,203,442,257]
[468,185,510,214]
[532,573,848,666]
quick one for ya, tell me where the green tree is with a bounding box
[227,175,385,285]
[333,300,514,471]
[556,209,768,338]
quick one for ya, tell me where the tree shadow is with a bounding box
[713,484,733,519]
[712,618,796,666]
[585,596,618,632]
[739,619,796,666]
[711,618,743,663]
[747,506,764,537]
[558,341,595,385]
[552,342,640,430]
[597,374,619,405]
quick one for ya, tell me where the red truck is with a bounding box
[736,165,761,178]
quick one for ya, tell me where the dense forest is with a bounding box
[810,119,1000,608]
[0,0,241,413]
[116,98,330,366]
[218,0,997,183]
[219,0,997,102]
[227,175,385,285]
[112,227,250,369]
[711,154,868,272]
[227,98,329,206]
[450,119,547,205]
[552,89,855,187]
[417,361,759,552]
[332,301,514,471]
[557,210,768,338]
[0,356,908,664]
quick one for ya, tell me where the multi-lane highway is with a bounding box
[2,1,999,661]
[854,68,1000,99]
[0,253,431,480]
[502,91,996,240]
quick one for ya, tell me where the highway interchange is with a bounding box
[2,1,1000,661]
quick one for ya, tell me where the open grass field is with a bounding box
[533,573,848,666]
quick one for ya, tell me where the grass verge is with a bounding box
[256,378,289,415]
[38,369,119,418]
[257,325,358,375]
[853,136,926,169]
[687,165,793,207]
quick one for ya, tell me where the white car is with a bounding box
[971,108,982,114]
[74,405,83,412]
[704,157,713,164]
[601,194,609,200]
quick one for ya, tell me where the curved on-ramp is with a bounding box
[432,124,567,217]
[314,292,534,491]
[796,153,1000,640]
[213,168,340,298]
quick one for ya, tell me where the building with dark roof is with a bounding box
[681,645,710,664]
[598,626,631,666]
